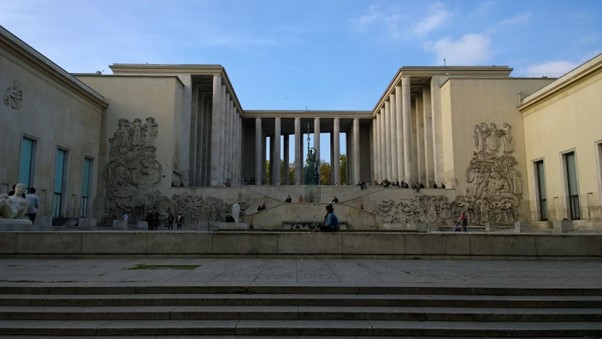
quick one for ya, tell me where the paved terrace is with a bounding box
[1,257,601,289]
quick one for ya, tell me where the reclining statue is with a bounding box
[0,183,29,219]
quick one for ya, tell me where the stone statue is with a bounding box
[0,183,29,219]
[232,201,240,223]
[304,147,319,185]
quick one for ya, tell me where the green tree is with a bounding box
[264,160,270,184]
[339,154,347,185]
[319,161,331,185]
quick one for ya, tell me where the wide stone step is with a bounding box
[1,319,601,337]
[1,305,601,322]
[2,293,602,308]
[2,284,601,296]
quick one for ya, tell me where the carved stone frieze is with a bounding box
[3,80,23,109]
[104,117,164,220]
[377,121,522,227]
[171,194,249,224]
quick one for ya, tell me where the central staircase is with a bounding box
[1,285,601,337]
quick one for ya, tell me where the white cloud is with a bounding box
[424,34,491,65]
[525,60,579,77]
[413,2,452,36]
[498,12,530,26]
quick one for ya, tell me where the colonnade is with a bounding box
[208,75,242,186]
[252,116,365,186]
[372,76,437,186]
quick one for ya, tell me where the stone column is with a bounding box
[283,132,289,185]
[389,93,398,181]
[224,94,231,182]
[384,100,392,181]
[255,117,262,185]
[379,107,385,182]
[395,85,404,182]
[294,117,302,185]
[422,86,434,186]
[402,76,413,184]
[373,115,380,183]
[333,117,340,185]
[415,95,423,183]
[210,75,223,186]
[217,84,227,184]
[272,117,281,185]
[314,117,320,171]
[353,118,360,185]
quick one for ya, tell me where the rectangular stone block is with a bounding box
[536,235,601,256]
[16,232,82,254]
[514,221,530,233]
[405,234,470,256]
[470,234,536,256]
[341,232,404,255]
[278,232,342,255]
[0,232,16,253]
[553,219,574,233]
[485,222,498,232]
[137,221,148,230]
[82,232,148,254]
[112,219,128,230]
[79,218,97,228]
[212,232,278,255]
[414,223,428,233]
[148,232,212,254]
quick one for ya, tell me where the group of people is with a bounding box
[373,180,446,190]
[144,207,184,230]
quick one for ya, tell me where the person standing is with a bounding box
[25,187,39,223]
[458,211,468,232]
[166,208,175,230]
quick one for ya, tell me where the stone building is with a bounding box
[1,25,601,230]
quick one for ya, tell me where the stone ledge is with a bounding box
[0,231,600,258]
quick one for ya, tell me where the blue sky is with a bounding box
[2,0,600,112]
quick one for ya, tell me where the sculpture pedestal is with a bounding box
[0,218,51,231]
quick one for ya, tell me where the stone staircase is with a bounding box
[0,285,601,337]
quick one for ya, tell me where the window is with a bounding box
[52,148,68,218]
[534,160,547,221]
[18,137,36,188]
[564,152,580,220]
[80,158,92,218]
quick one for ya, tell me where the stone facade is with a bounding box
[1,26,601,230]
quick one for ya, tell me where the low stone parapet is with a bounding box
[1,231,600,259]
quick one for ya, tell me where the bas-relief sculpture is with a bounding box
[3,80,23,110]
[0,183,29,219]
[377,122,522,226]
[172,194,248,224]
[105,117,165,221]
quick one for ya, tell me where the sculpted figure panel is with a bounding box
[105,117,164,221]
[377,121,522,227]
[172,194,248,224]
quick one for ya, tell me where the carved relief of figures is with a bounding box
[3,80,23,109]
[464,122,521,225]
[378,121,522,228]
[105,117,164,221]
[143,117,158,147]
[377,195,456,225]
[130,118,143,146]
[499,123,514,153]
[172,194,248,224]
